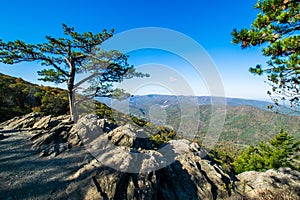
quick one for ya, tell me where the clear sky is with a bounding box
[0,0,271,100]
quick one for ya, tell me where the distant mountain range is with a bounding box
[96,94,300,145]
[97,94,296,115]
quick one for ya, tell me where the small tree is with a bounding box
[232,0,300,111]
[233,129,300,174]
[0,24,146,122]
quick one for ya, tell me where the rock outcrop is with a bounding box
[30,115,73,157]
[0,113,74,157]
[1,113,300,200]
[0,112,41,130]
[65,115,242,199]
[66,141,242,200]
[236,168,300,199]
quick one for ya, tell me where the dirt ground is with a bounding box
[0,130,90,200]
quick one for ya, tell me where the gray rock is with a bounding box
[236,167,300,199]
[65,141,242,200]
[2,113,299,199]
[0,112,41,130]
[99,118,117,133]
[0,113,73,157]
[66,124,243,199]
[32,115,71,130]
[32,115,52,129]
[71,114,104,145]
[29,115,73,157]
[106,124,153,150]
[69,115,115,147]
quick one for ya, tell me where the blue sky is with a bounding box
[0,0,271,100]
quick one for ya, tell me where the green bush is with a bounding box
[233,130,300,174]
[39,89,69,116]
[208,142,243,175]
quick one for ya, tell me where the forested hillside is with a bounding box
[0,73,68,122]
[101,95,300,145]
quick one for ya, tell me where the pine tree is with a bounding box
[0,24,147,122]
[233,129,300,174]
[232,0,300,110]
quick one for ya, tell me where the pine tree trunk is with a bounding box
[68,88,78,122]
[67,63,78,122]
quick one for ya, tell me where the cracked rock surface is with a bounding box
[1,113,299,200]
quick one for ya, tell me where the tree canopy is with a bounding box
[232,0,300,111]
[0,73,69,122]
[233,129,300,173]
[0,24,146,121]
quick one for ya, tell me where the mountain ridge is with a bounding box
[97,94,295,115]
[97,94,300,145]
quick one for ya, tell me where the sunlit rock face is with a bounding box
[1,113,299,200]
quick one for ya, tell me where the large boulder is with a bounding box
[30,115,73,157]
[236,168,300,199]
[65,138,242,200]
[106,124,153,150]
[69,114,117,146]
[29,114,117,158]
[32,115,71,130]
